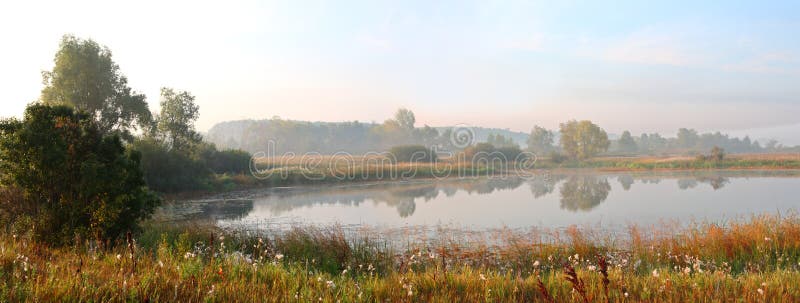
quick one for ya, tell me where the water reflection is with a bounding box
[165,170,800,227]
[559,176,611,212]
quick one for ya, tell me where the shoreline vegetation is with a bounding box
[200,153,800,193]
[1,214,799,301]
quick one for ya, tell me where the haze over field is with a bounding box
[1,1,800,144]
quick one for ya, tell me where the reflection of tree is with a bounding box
[617,175,634,191]
[677,179,698,190]
[528,174,560,198]
[203,200,254,220]
[247,178,527,219]
[697,176,729,190]
[559,176,611,212]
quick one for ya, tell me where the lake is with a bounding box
[158,170,800,232]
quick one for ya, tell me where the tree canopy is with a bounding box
[527,125,555,154]
[155,87,202,152]
[0,104,159,245]
[559,120,610,160]
[40,35,152,140]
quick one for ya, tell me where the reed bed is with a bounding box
[1,214,800,301]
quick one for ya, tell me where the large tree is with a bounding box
[0,104,159,245]
[155,87,202,152]
[617,130,637,153]
[394,108,416,130]
[41,35,152,140]
[526,125,555,154]
[559,120,610,160]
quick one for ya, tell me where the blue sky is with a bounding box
[1,0,799,143]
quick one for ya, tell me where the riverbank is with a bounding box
[2,214,799,301]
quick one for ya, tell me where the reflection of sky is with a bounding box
[204,171,800,230]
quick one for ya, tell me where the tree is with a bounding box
[487,133,518,148]
[41,35,152,140]
[527,125,555,154]
[676,128,699,149]
[388,145,437,163]
[0,104,159,245]
[155,87,201,152]
[394,108,416,130]
[559,120,610,160]
[617,130,637,153]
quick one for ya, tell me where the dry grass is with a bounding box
[1,213,800,301]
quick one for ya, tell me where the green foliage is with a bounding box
[548,151,568,164]
[131,138,211,192]
[486,133,518,148]
[0,104,159,245]
[617,130,637,153]
[154,87,201,152]
[388,145,437,163]
[463,143,525,163]
[526,125,555,154]
[559,120,610,160]
[393,108,416,130]
[40,35,152,140]
[198,143,252,174]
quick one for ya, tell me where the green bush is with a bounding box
[131,138,211,192]
[0,104,160,245]
[198,143,252,174]
[388,145,437,163]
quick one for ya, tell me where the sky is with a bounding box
[1,0,799,144]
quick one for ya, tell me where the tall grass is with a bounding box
[2,214,800,301]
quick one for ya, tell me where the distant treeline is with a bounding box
[206,111,795,156]
[205,110,529,155]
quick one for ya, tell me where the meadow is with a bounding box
[2,213,799,302]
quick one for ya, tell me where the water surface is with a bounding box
[158,170,800,231]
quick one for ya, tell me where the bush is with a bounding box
[462,143,526,164]
[131,138,211,192]
[388,145,437,163]
[549,151,568,164]
[198,143,252,174]
[0,104,160,245]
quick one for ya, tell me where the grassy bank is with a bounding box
[203,153,800,192]
[2,214,800,301]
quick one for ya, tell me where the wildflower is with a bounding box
[479,273,486,281]
[533,260,540,267]
[407,290,413,297]
[275,253,284,260]
[587,265,596,271]
[342,269,348,275]
[116,254,122,260]
[683,267,691,275]
[219,235,225,241]
[208,285,215,295]
[652,269,659,278]
[326,280,335,288]
[158,261,164,268]
[757,288,764,295]
[764,237,771,242]
[624,292,629,298]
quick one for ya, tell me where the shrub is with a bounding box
[131,138,211,192]
[388,145,437,163]
[0,104,160,245]
[198,143,252,174]
[549,151,568,164]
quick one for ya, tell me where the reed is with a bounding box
[1,213,800,301]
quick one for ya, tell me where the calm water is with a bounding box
[159,170,800,231]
